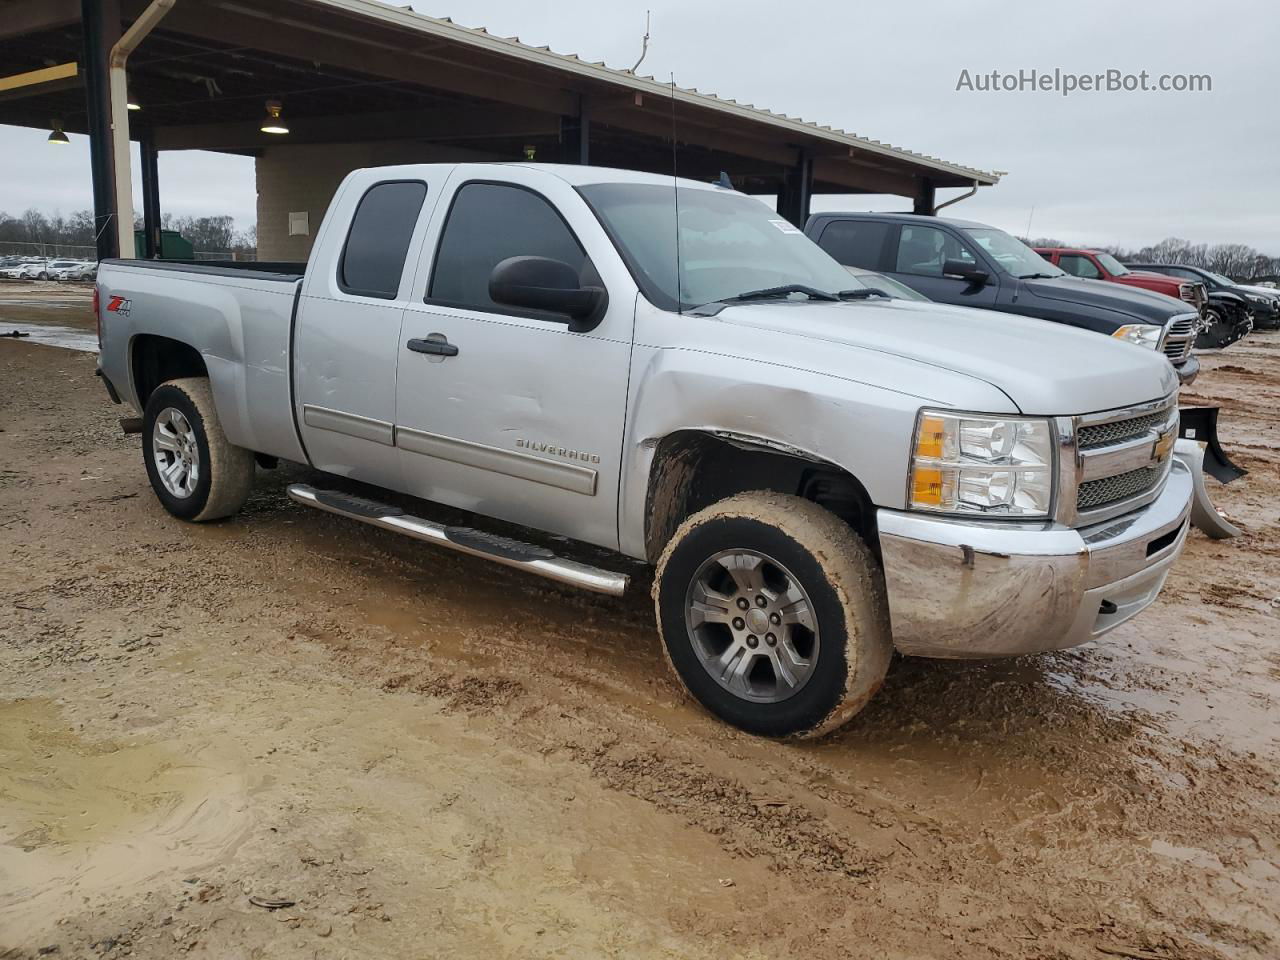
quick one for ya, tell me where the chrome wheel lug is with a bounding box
[746,635,758,649]
[732,617,745,631]
[765,633,777,646]
[770,612,781,625]
[736,597,750,610]
[755,595,768,607]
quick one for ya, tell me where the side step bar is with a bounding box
[287,484,629,596]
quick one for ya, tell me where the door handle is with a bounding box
[407,335,459,358]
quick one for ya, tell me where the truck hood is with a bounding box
[713,297,1177,416]
[1022,275,1188,320]
[1234,284,1280,300]
[1115,271,1184,294]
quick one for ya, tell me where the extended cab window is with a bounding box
[1059,254,1102,279]
[895,225,975,276]
[429,182,597,316]
[339,180,427,299]
[817,220,890,269]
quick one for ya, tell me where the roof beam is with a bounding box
[811,156,917,197]
[151,103,560,151]
[591,101,798,170]
[0,61,80,102]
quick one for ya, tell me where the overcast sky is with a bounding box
[1,0,1276,251]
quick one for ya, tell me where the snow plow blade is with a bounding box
[1178,406,1246,484]
[1173,439,1242,540]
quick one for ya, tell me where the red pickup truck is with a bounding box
[1035,247,1206,311]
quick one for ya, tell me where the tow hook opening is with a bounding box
[1098,599,1118,616]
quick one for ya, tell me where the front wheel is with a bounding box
[654,491,892,738]
[1197,307,1233,350]
[142,378,255,522]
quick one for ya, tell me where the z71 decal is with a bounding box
[106,296,132,317]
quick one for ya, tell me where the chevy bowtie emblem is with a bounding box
[1152,427,1175,463]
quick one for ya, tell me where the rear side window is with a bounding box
[817,220,891,269]
[428,182,595,316]
[339,180,427,299]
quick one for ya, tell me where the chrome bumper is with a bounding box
[1174,354,1200,386]
[876,460,1193,658]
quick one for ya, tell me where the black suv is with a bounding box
[1126,263,1279,333]
[806,212,1201,385]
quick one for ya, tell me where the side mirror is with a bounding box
[488,256,608,331]
[942,259,989,286]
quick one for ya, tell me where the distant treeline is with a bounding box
[1029,236,1279,283]
[0,208,256,255]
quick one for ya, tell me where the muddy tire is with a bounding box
[654,491,892,738]
[142,378,254,522]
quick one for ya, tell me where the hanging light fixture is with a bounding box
[48,119,69,145]
[260,99,289,135]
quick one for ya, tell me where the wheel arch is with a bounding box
[130,334,209,408]
[641,429,879,565]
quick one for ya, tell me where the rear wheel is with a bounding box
[654,491,892,738]
[142,377,254,522]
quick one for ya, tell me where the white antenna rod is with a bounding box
[1023,204,1036,241]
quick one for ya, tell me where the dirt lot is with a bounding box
[1,284,1278,959]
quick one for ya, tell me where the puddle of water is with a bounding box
[0,699,253,945]
[1,291,97,352]
[0,326,97,353]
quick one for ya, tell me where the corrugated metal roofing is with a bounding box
[311,0,1000,185]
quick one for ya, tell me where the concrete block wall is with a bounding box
[255,140,502,261]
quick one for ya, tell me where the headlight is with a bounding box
[1111,324,1163,350]
[908,411,1055,518]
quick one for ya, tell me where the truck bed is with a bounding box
[95,256,308,466]
[99,258,306,282]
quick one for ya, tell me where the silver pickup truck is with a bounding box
[96,162,1193,737]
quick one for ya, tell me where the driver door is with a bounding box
[394,169,634,551]
[887,223,998,308]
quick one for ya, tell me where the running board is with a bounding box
[286,484,629,596]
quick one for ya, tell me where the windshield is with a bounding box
[1206,271,1234,285]
[578,183,861,311]
[962,227,1065,279]
[1097,253,1129,276]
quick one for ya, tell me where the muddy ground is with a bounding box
[1,283,1277,959]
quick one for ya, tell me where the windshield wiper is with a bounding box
[837,288,890,300]
[719,284,840,303]
[1018,272,1060,280]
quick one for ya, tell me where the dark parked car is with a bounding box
[1125,262,1279,332]
[806,213,1201,384]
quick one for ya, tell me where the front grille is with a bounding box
[1078,411,1168,450]
[1077,465,1162,511]
[1161,315,1198,363]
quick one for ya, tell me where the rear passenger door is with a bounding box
[886,222,999,308]
[293,173,444,491]
[813,218,893,270]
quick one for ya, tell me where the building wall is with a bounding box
[255,141,501,261]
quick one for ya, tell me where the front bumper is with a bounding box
[876,459,1193,658]
[1173,354,1199,385]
